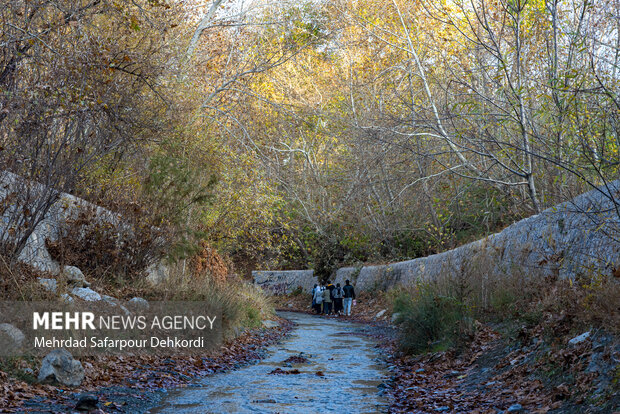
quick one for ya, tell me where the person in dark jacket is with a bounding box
[311,284,318,310]
[332,283,344,315]
[342,279,356,316]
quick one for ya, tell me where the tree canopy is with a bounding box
[2,0,618,277]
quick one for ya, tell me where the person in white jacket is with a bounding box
[312,285,323,314]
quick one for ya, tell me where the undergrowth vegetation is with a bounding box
[0,240,274,335]
[391,271,620,355]
[392,286,472,354]
[145,264,274,335]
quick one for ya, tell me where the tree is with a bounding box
[0,0,182,257]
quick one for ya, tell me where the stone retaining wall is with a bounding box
[253,181,620,294]
[252,270,316,294]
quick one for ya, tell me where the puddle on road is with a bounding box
[151,311,389,414]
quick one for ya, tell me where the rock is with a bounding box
[38,277,57,293]
[415,368,426,373]
[391,312,401,323]
[146,261,170,285]
[75,394,98,411]
[101,294,118,305]
[127,297,149,310]
[60,293,74,304]
[101,295,130,316]
[62,266,89,287]
[568,331,591,346]
[17,231,60,275]
[0,171,131,278]
[375,309,387,319]
[0,323,25,353]
[38,349,84,387]
[262,320,280,329]
[507,403,523,412]
[71,287,101,302]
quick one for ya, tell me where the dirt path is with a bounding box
[152,311,389,413]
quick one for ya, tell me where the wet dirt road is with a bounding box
[152,311,389,413]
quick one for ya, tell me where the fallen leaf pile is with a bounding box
[385,319,619,413]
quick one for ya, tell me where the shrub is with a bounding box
[393,285,472,354]
[46,208,165,284]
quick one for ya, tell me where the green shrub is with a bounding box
[393,285,471,354]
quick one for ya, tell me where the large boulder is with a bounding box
[38,277,58,293]
[38,349,84,387]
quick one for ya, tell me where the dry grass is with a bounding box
[142,262,275,334]
[0,245,275,337]
[0,255,59,301]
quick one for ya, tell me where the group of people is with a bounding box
[311,279,356,316]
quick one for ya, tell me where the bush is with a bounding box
[393,285,472,354]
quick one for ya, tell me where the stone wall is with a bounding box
[253,181,620,293]
[252,270,317,294]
